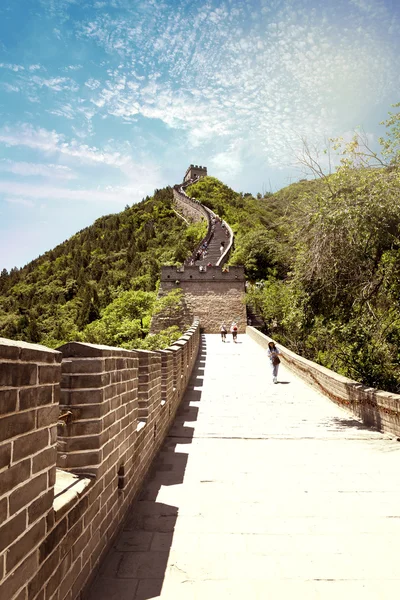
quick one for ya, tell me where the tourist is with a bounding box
[220,323,227,342]
[220,241,225,255]
[231,321,238,343]
[267,341,280,384]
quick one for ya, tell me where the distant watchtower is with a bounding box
[183,164,207,183]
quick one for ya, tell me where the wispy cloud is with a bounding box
[0,123,133,170]
[4,197,35,208]
[1,0,399,269]
[0,159,76,179]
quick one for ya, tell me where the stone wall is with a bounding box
[0,322,200,600]
[247,326,400,436]
[153,266,247,333]
[172,186,210,225]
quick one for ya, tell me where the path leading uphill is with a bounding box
[88,334,400,599]
[195,219,230,267]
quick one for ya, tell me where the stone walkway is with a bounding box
[87,334,400,599]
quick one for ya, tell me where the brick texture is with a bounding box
[0,323,200,600]
[152,265,246,334]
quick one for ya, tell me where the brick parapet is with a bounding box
[0,338,61,600]
[0,322,200,600]
[57,342,139,476]
[247,326,400,436]
[173,187,209,226]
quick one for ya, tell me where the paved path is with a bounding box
[88,334,400,599]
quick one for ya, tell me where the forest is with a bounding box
[0,188,205,350]
[1,104,399,392]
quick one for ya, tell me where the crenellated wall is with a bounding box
[0,322,200,600]
[172,186,210,226]
[152,266,247,334]
[247,326,400,436]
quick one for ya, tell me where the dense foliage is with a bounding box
[246,106,400,392]
[0,188,203,349]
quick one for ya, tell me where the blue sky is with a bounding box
[1,0,399,270]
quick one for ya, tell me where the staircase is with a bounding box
[194,219,230,267]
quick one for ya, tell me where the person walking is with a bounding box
[230,321,238,343]
[267,341,280,383]
[220,323,227,342]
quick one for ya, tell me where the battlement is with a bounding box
[0,324,200,600]
[183,164,207,183]
[161,265,245,282]
[153,266,246,333]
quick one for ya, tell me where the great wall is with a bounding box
[2,166,400,599]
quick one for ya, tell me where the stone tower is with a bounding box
[183,164,207,183]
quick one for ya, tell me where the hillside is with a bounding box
[186,142,400,393]
[0,187,205,349]
[2,112,400,392]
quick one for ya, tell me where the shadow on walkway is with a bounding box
[86,336,207,600]
[329,416,379,432]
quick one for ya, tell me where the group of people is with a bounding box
[220,323,281,382]
[195,240,209,263]
[220,322,238,343]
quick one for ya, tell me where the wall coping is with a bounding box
[53,469,93,520]
[57,341,136,358]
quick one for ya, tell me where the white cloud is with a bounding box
[30,75,79,92]
[4,197,35,208]
[70,0,399,168]
[0,63,24,72]
[85,78,101,90]
[0,177,160,205]
[0,159,76,179]
[2,83,20,92]
[0,124,133,170]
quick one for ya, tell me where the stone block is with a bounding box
[67,497,89,528]
[39,519,67,562]
[6,517,46,573]
[0,441,11,470]
[61,372,110,389]
[19,385,53,410]
[0,362,37,387]
[13,429,49,462]
[28,490,54,525]
[9,473,48,515]
[61,358,106,374]
[1,458,30,496]
[32,447,57,474]
[65,450,102,469]
[37,405,59,428]
[0,497,7,523]
[28,547,60,598]
[0,388,18,415]
[0,550,38,600]
[60,388,103,406]
[0,411,36,443]
[38,365,61,385]
[0,510,27,553]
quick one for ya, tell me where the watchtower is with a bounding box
[183,164,207,183]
